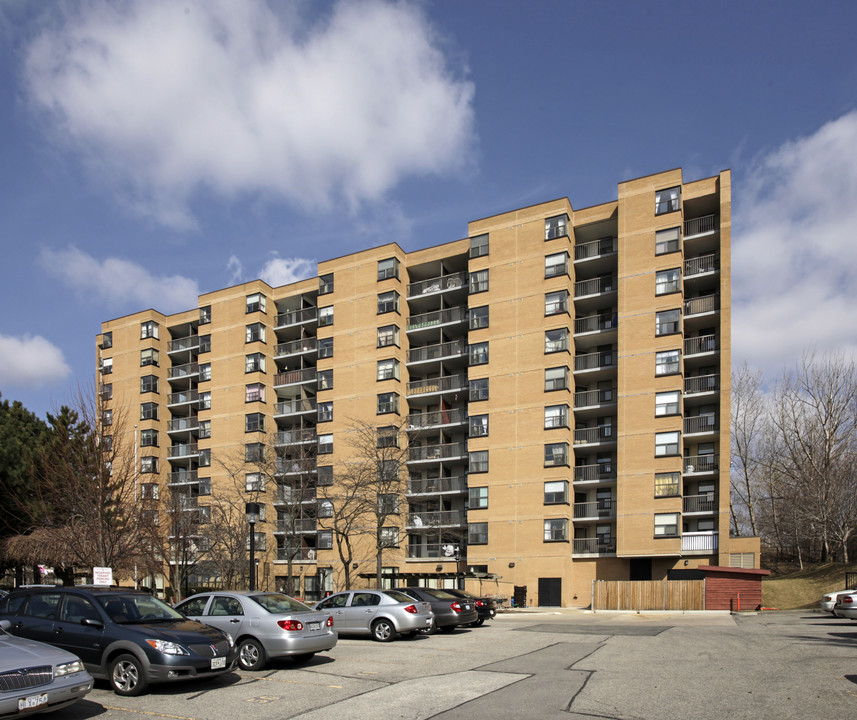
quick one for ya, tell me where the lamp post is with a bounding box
[454,545,462,590]
[246,502,260,591]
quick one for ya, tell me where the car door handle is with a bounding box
[54,628,63,634]
[229,619,240,623]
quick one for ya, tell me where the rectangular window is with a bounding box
[318,369,333,390]
[544,480,569,505]
[198,420,211,439]
[544,442,569,467]
[545,404,569,429]
[655,512,680,536]
[655,472,680,497]
[377,325,399,348]
[545,290,569,316]
[469,450,488,473]
[544,518,569,542]
[377,392,399,414]
[198,448,211,466]
[469,377,489,402]
[378,257,400,281]
[655,227,681,255]
[100,331,113,349]
[380,527,399,547]
[545,366,569,392]
[100,357,113,374]
[468,522,488,545]
[318,338,333,359]
[141,321,159,339]
[199,391,211,410]
[318,433,333,455]
[656,309,681,336]
[140,348,159,367]
[140,375,158,393]
[545,251,569,278]
[318,530,333,549]
[469,341,489,365]
[655,431,680,457]
[140,482,159,500]
[656,349,681,376]
[245,383,265,403]
[246,323,266,343]
[140,402,158,421]
[246,473,265,492]
[545,328,569,353]
[246,352,266,373]
[102,409,113,426]
[378,290,400,314]
[318,466,333,486]
[318,401,333,422]
[377,358,399,381]
[469,269,489,293]
[246,532,265,551]
[199,306,211,324]
[245,443,264,462]
[469,414,488,437]
[545,214,569,240]
[199,334,211,353]
[469,486,488,509]
[469,233,489,258]
[377,426,398,448]
[378,493,399,515]
[655,186,681,215]
[656,268,681,295]
[318,306,333,327]
[199,363,211,381]
[655,391,680,416]
[469,306,489,330]
[246,293,266,314]
[140,456,158,473]
[318,273,334,295]
[140,429,158,447]
[245,413,265,432]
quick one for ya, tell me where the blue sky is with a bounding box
[1,0,856,419]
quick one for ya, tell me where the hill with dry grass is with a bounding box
[762,563,857,610]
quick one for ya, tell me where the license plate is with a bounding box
[18,693,47,712]
[464,604,472,610]
[308,621,321,631]
[210,657,226,670]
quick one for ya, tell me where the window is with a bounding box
[246,473,265,492]
[140,402,158,421]
[378,494,399,514]
[140,348,159,367]
[469,450,488,473]
[318,434,333,454]
[655,431,680,457]
[545,442,569,467]
[102,409,113,426]
[377,325,399,348]
[545,328,569,353]
[199,391,211,410]
[246,353,265,373]
[318,369,333,390]
[469,341,489,365]
[655,472,680,497]
[141,321,159,339]
[319,273,334,295]
[655,227,681,255]
[245,413,265,432]
[198,420,211,439]
[377,291,400,314]
[246,323,266,343]
[545,214,569,240]
[100,331,112,349]
[469,269,489,293]
[318,306,333,327]
[655,186,681,215]
[469,486,488,509]
[377,358,399,381]
[656,268,681,295]
[656,309,681,336]
[545,290,569,316]
[199,363,211,381]
[545,252,569,278]
[545,366,569,391]
[140,429,158,447]
[468,522,488,545]
[469,305,489,329]
[318,338,333,359]
[469,378,489,401]
[140,375,158,393]
[544,518,569,542]
[199,306,211,324]
[655,391,680,416]
[469,233,489,258]
[198,448,211,467]
[246,532,265,551]
[100,357,113,374]
[544,480,568,504]
[378,257,400,281]
[545,404,569,429]
[318,401,333,422]
[469,414,488,437]
[318,530,333,549]
[246,293,266,314]
[655,512,679,536]
[199,334,211,353]
[377,426,398,448]
[377,392,399,414]
[245,443,264,462]
[380,527,399,547]
[101,434,113,452]
[141,456,158,474]
[246,383,265,402]
[655,349,681,376]
[318,466,333,486]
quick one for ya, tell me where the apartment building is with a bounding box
[97,167,758,607]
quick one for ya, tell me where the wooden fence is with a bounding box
[592,580,705,611]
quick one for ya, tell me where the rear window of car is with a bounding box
[250,593,311,613]
[420,588,457,600]
[383,590,414,603]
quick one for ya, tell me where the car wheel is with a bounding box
[439,624,457,633]
[470,618,485,627]
[290,652,315,664]
[418,619,437,635]
[238,638,267,671]
[109,653,148,697]
[371,619,397,642]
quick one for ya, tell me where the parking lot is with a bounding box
[56,609,857,720]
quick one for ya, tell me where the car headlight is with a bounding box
[55,660,84,677]
[146,639,189,655]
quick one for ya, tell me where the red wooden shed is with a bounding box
[698,565,771,611]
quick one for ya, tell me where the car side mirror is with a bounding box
[81,617,104,628]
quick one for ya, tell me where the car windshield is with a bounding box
[383,590,414,603]
[421,588,458,600]
[97,593,185,623]
[250,593,312,614]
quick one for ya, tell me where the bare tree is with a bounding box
[730,363,767,536]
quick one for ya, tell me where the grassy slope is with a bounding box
[762,563,857,610]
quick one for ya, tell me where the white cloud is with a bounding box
[24,0,476,229]
[259,256,316,287]
[733,111,857,376]
[39,246,200,313]
[0,334,71,388]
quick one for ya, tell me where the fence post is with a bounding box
[663,580,667,610]
[591,579,595,612]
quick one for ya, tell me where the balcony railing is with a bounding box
[574,351,615,372]
[275,307,318,328]
[683,494,716,513]
[685,253,719,277]
[168,337,199,353]
[684,414,718,434]
[407,442,467,462]
[682,531,718,553]
[574,313,617,335]
[275,337,317,357]
[168,470,198,485]
[575,237,617,261]
[407,307,467,331]
[407,542,466,559]
[406,510,466,528]
[168,443,198,459]
[168,417,199,432]
[276,518,317,533]
[274,368,317,386]
[684,214,718,238]
[407,374,467,397]
[407,272,468,298]
[574,276,616,298]
[683,455,718,474]
[275,429,317,445]
[685,334,717,355]
[408,475,467,494]
[573,538,616,555]
[168,389,199,406]
[573,500,614,519]
[274,486,317,504]
[684,294,719,316]
[168,362,199,380]
[574,463,616,482]
[574,388,616,408]
[407,339,466,364]
[276,547,318,562]
[685,374,719,394]
[274,398,317,416]
[406,408,467,429]
[574,425,614,445]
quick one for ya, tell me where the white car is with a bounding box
[832,592,857,618]
[821,588,856,614]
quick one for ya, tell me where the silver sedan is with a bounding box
[175,591,337,670]
[313,590,434,642]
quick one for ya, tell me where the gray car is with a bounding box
[175,591,336,670]
[312,590,433,642]
[393,587,479,632]
[0,619,93,717]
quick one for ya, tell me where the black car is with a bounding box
[393,587,479,632]
[443,589,497,626]
[0,586,236,696]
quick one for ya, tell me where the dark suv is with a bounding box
[0,586,236,696]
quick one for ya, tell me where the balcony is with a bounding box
[275,307,317,329]
[573,425,615,447]
[683,455,718,475]
[574,276,616,299]
[168,336,199,354]
[683,494,716,514]
[406,374,467,398]
[274,368,317,388]
[168,443,198,460]
[574,388,616,410]
[407,542,467,559]
[406,408,467,430]
[685,374,719,395]
[168,362,199,382]
[572,538,616,556]
[574,312,617,336]
[574,350,615,373]
[685,253,719,278]
[275,337,317,358]
[168,470,198,486]
[167,389,199,408]
[275,429,317,446]
[408,475,467,494]
[684,214,718,239]
[574,463,616,484]
[684,294,719,317]
[407,339,466,365]
[575,237,617,262]
[684,414,718,435]
[274,398,317,417]
[167,417,199,434]
[406,510,466,529]
[573,499,614,520]
[685,334,717,356]
[274,486,317,504]
[682,531,718,554]
[276,547,318,562]
[407,271,467,299]
[407,442,467,463]
[275,518,317,534]
[407,307,467,332]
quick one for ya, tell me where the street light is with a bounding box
[246,502,260,591]
[454,545,462,590]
